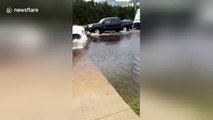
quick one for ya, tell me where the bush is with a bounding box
[73,0,134,25]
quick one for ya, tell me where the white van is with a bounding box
[72,25,89,50]
[133,9,140,30]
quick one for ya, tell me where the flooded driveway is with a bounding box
[73,30,140,115]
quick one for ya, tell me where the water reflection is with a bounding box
[88,32,140,115]
[88,35,122,45]
[72,31,140,114]
[88,34,140,80]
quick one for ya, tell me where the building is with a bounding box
[116,1,129,7]
[85,0,119,6]
[128,0,140,7]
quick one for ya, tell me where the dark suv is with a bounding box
[87,17,132,34]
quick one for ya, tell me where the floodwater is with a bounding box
[88,31,140,114]
[88,32,140,83]
[73,31,140,114]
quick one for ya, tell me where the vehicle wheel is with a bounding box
[122,26,128,32]
[85,45,89,49]
[94,29,101,34]
[86,40,90,44]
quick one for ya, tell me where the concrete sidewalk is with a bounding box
[72,58,140,120]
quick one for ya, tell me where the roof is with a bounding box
[87,0,119,6]
[117,1,128,6]
[106,17,120,19]
[100,17,120,19]
[128,0,140,4]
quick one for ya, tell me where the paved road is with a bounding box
[72,57,140,120]
[72,31,140,120]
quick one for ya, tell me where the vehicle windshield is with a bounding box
[99,19,105,23]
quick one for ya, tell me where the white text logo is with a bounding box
[6,7,13,13]
[6,7,39,13]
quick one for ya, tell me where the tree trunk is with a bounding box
[134,0,137,13]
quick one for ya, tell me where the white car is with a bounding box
[72,25,89,50]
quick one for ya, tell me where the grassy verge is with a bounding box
[127,98,140,115]
[107,74,140,116]
[119,88,140,116]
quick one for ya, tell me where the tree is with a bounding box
[73,0,134,25]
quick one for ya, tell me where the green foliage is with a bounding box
[108,73,140,115]
[73,0,134,25]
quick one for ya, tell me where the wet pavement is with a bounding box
[72,57,139,120]
[72,30,140,119]
[73,30,140,115]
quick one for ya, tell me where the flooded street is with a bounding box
[73,31,140,114]
[88,32,140,84]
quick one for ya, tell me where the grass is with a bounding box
[82,25,87,29]
[106,74,140,116]
[119,89,140,116]
[128,98,140,115]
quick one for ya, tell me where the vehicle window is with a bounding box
[99,19,105,23]
[104,19,111,24]
[111,19,119,24]
[73,34,81,40]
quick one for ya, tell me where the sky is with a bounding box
[84,0,131,2]
[118,0,131,1]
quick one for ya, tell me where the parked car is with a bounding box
[87,17,132,34]
[133,9,140,30]
[121,19,133,30]
[72,25,89,50]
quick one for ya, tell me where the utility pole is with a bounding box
[134,0,137,13]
